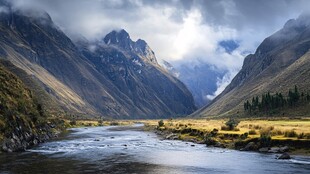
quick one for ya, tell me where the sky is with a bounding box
[7,0,310,100]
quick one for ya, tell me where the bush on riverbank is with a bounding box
[158,120,164,127]
[221,118,240,131]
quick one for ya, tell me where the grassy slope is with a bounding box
[193,50,310,119]
[0,61,47,142]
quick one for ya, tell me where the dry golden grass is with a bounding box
[140,118,310,139]
[65,119,135,127]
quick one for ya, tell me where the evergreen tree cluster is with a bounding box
[244,86,310,114]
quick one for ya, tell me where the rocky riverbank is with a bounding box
[146,124,310,158]
[0,117,66,153]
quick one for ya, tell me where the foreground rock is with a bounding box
[1,122,59,152]
[258,147,269,153]
[277,153,291,160]
[165,133,179,140]
[240,142,258,151]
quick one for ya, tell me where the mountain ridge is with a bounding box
[192,14,310,118]
[0,6,196,119]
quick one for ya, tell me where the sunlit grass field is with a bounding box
[139,118,310,140]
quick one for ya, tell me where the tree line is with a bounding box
[244,85,310,114]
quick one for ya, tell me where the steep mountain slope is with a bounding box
[0,59,62,116]
[0,5,196,118]
[192,14,310,118]
[0,60,58,152]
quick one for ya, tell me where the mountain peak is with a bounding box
[103,29,130,45]
[103,29,158,64]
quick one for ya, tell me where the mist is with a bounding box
[6,0,310,102]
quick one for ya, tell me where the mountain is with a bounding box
[192,14,310,118]
[76,29,196,118]
[0,5,196,119]
[161,60,226,108]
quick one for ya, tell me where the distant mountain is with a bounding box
[161,60,226,108]
[192,14,310,118]
[103,29,158,65]
[0,5,196,119]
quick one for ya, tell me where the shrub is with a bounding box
[110,122,119,126]
[240,132,248,139]
[248,129,256,135]
[69,119,77,126]
[221,125,230,131]
[271,129,283,136]
[259,127,272,147]
[158,120,164,127]
[260,133,271,147]
[98,120,103,126]
[253,125,262,130]
[225,118,240,130]
[210,128,218,137]
[284,130,298,137]
[304,133,310,139]
[249,124,253,129]
[298,132,304,139]
[259,128,271,136]
[204,136,217,146]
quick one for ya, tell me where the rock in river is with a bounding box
[277,153,291,160]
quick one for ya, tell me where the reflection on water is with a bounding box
[1,125,310,174]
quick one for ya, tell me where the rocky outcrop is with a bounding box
[240,142,259,151]
[1,116,59,152]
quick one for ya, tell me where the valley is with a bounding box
[0,0,310,173]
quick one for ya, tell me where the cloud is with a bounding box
[6,0,310,100]
[205,70,238,101]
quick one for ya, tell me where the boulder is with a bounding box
[240,142,257,151]
[277,153,291,160]
[214,142,226,148]
[259,147,269,153]
[280,146,289,153]
[268,147,280,153]
[165,133,178,140]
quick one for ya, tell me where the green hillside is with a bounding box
[0,60,58,152]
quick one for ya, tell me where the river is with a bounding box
[1,124,310,174]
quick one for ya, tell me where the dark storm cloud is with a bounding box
[196,0,308,29]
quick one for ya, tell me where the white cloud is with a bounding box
[205,70,238,101]
[7,0,309,101]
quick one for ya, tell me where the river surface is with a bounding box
[1,124,310,174]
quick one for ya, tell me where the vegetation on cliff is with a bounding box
[0,61,61,152]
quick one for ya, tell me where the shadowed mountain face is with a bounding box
[161,60,227,108]
[192,14,310,118]
[0,6,196,119]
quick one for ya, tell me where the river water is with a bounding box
[1,124,310,174]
